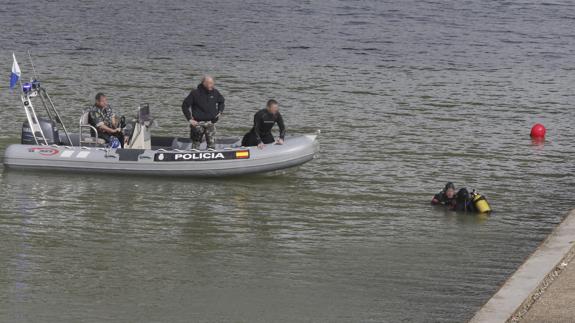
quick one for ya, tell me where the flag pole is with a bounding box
[27,50,40,81]
[16,53,24,96]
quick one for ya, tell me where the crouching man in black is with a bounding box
[241,99,286,149]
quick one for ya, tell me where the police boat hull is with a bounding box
[2,134,319,177]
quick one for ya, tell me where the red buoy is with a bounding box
[530,123,546,138]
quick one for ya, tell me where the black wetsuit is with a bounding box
[242,108,286,146]
[431,191,456,209]
[454,188,477,212]
[432,188,477,212]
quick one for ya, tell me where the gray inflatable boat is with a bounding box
[3,134,319,177]
[2,70,319,177]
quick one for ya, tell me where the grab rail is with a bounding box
[79,124,102,146]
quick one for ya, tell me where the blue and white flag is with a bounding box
[10,53,21,90]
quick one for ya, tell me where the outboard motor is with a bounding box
[21,118,60,145]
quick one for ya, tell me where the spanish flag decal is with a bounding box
[235,150,250,159]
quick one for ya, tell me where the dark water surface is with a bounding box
[1,0,575,322]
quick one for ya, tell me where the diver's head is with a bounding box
[266,99,279,115]
[456,188,470,204]
[95,92,107,109]
[201,75,215,91]
[444,182,455,199]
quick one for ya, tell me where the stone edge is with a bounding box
[468,209,575,323]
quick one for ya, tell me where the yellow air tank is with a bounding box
[472,193,492,213]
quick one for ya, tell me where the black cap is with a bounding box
[444,182,455,191]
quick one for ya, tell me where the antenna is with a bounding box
[27,50,40,81]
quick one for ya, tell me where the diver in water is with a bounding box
[453,188,477,213]
[431,182,457,209]
[432,182,491,213]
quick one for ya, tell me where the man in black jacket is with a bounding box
[181,75,225,150]
[242,99,286,149]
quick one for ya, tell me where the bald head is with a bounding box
[202,75,215,91]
